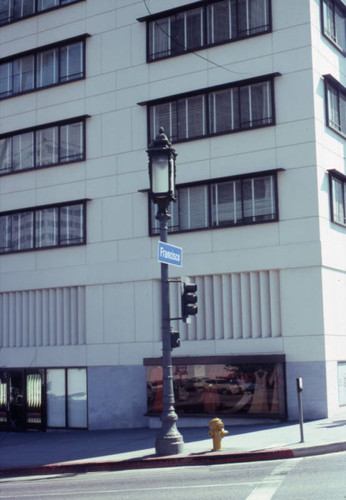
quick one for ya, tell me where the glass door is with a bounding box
[0,373,8,428]
[26,370,45,430]
[0,370,45,431]
[9,371,25,431]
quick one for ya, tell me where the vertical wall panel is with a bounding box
[204,276,214,340]
[63,288,71,346]
[9,293,16,347]
[260,271,271,338]
[15,292,23,347]
[56,288,63,346]
[22,291,29,347]
[49,289,57,346]
[222,274,233,339]
[2,294,9,347]
[70,287,78,345]
[241,273,251,338]
[231,274,242,339]
[196,276,206,340]
[270,270,282,337]
[29,291,36,347]
[42,289,49,346]
[78,286,86,344]
[35,290,43,347]
[250,272,261,338]
[213,275,224,340]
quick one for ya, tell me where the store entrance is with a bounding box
[8,371,25,431]
[0,370,45,431]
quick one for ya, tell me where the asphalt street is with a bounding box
[0,452,345,499]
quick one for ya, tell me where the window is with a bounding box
[145,75,277,143]
[0,201,87,254]
[0,36,87,99]
[321,0,346,53]
[140,0,271,61]
[324,74,346,137]
[0,117,86,175]
[329,170,346,226]
[145,356,286,417]
[47,368,87,428]
[0,0,83,26]
[150,171,279,235]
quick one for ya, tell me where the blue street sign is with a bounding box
[158,241,183,267]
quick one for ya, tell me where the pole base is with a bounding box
[155,433,184,456]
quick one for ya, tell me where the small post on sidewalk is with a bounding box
[296,377,304,443]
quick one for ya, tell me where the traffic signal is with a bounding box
[170,330,180,349]
[181,282,198,323]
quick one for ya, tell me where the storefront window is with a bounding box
[67,368,87,428]
[146,359,286,418]
[47,368,87,428]
[47,369,66,427]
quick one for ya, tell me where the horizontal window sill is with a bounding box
[150,217,278,236]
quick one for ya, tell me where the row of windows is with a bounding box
[0,201,86,254]
[144,0,345,61]
[146,76,276,143]
[0,37,85,99]
[142,0,271,61]
[0,117,86,175]
[322,0,346,53]
[1,168,344,256]
[150,172,278,234]
[0,0,82,26]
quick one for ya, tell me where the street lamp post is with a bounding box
[147,127,184,456]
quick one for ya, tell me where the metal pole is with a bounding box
[155,206,184,456]
[296,377,304,443]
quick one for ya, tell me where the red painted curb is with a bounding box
[0,448,295,477]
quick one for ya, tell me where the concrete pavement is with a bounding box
[0,410,346,477]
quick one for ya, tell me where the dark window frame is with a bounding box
[328,169,346,226]
[0,34,89,100]
[138,0,272,63]
[148,169,282,236]
[0,199,89,254]
[0,115,89,176]
[139,73,280,145]
[0,0,85,27]
[323,74,346,138]
[321,0,346,55]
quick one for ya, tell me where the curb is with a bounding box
[1,442,345,478]
[0,448,294,477]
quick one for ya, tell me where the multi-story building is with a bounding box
[0,0,345,431]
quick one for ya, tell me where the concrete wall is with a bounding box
[88,365,149,430]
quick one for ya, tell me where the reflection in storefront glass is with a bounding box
[146,362,285,417]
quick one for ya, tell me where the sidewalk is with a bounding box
[1,410,346,477]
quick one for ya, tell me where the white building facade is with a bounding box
[0,0,345,431]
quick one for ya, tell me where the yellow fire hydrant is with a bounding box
[209,418,229,451]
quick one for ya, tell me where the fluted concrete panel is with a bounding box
[184,271,282,341]
[0,286,86,347]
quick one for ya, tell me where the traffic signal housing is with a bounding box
[181,282,198,323]
[170,330,180,349]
